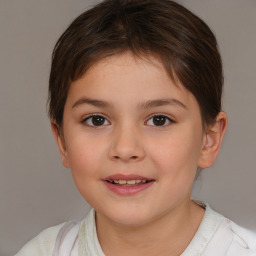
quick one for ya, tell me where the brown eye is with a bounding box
[146,115,173,127]
[83,115,110,127]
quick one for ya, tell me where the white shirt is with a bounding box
[15,204,256,256]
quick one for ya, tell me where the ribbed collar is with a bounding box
[181,203,223,256]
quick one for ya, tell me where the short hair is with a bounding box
[48,0,223,128]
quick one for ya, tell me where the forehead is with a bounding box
[66,53,199,111]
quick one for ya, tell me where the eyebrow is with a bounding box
[72,98,112,109]
[72,97,187,110]
[138,98,187,110]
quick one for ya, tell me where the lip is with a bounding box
[104,173,152,181]
[103,173,155,196]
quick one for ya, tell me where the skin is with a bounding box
[52,53,227,256]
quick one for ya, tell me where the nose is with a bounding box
[109,125,145,162]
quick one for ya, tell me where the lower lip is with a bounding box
[103,181,154,196]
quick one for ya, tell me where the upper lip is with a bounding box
[103,174,154,181]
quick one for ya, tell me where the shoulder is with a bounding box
[14,223,65,256]
[204,213,256,255]
[195,203,256,256]
[229,220,256,253]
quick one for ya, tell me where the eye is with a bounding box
[146,114,174,127]
[82,114,110,127]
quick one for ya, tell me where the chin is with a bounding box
[98,206,157,227]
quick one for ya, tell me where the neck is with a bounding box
[96,201,205,256]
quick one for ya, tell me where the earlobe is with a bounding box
[51,121,70,168]
[198,112,228,168]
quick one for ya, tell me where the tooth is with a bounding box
[119,180,127,185]
[136,180,141,184]
[114,180,119,184]
[127,180,136,185]
[142,180,146,183]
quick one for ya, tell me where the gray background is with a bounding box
[0,1,255,255]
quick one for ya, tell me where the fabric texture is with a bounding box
[52,220,80,256]
[15,204,256,256]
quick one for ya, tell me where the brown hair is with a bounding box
[48,0,223,128]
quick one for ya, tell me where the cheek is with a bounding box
[65,137,106,204]
[65,135,106,178]
[149,128,203,204]
[148,127,203,175]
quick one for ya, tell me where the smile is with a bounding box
[103,174,155,195]
[107,179,148,186]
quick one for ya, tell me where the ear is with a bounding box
[198,112,228,169]
[51,121,70,168]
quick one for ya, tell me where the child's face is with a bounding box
[55,53,210,226]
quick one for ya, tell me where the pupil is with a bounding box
[153,116,166,126]
[92,116,105,126]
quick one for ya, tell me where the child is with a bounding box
[15,0,256,255]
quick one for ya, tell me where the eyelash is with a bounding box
[81,114,110,127]
[81,113,175,128]
[146,114,174,127]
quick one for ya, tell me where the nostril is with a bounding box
[113,155,137,159]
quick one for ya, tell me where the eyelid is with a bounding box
[81,113,111,127]
[80,113,175,127]
[145,113,175,126]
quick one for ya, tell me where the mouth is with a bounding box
[103,174,155,195]
[106,179,151,186]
